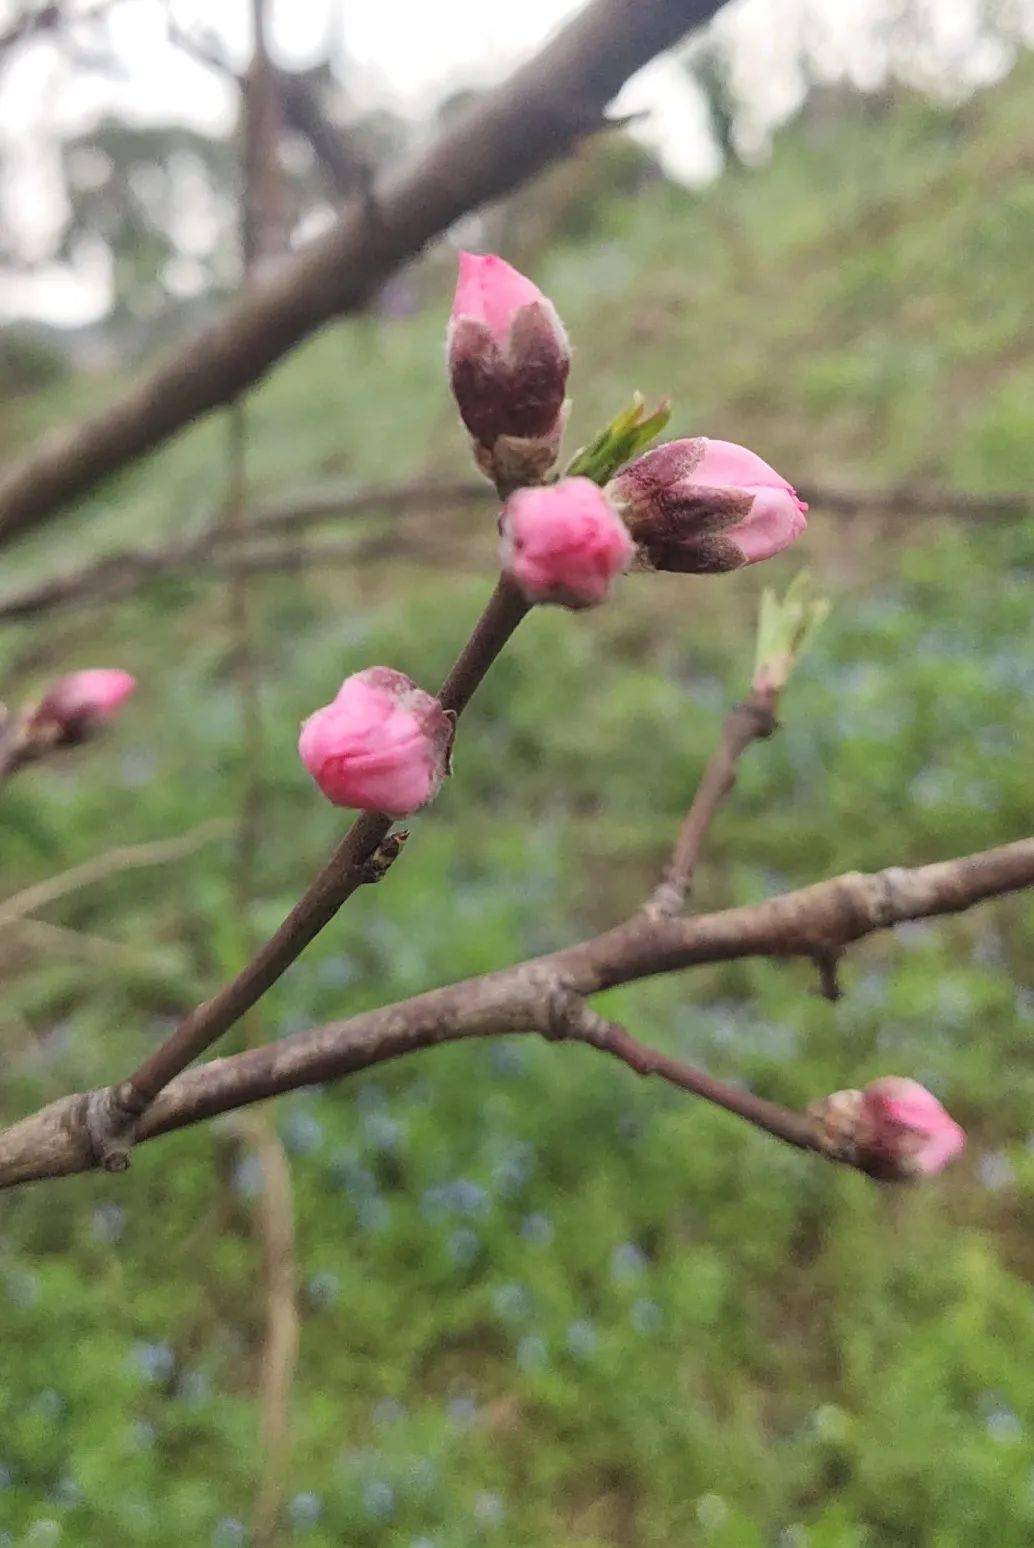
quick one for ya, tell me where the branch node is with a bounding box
[358,829,409,885]
[84,1085,140,1173]
[538,984,584,1041]
[811,946,844,1002]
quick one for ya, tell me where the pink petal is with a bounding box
[452,252,545,346]
[727,486,809,564]
[694,438,797,493]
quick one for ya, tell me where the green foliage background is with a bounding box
[1,68,1033,1548]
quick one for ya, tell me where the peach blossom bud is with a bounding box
[608,438,807,574]
[857,1077,966,1179]
[298,667,451,818]
[447,252,570,453]
[499,477,634,610]
[810,1078,965,1180]
[32,668,136,740]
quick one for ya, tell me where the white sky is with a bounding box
[0,0,1028,323]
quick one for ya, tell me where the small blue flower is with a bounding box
[212,1519,247,1548]
[566,1320,598,1360]
[306,1272,341,1310]
[449,1229,480,1268]
[362,1479,396,1520]
[631,1298,662,1335]
[357,1196,391,1234]
[520,1213,554,1247]
[372,1397,406,1428]
[363,1111,404,1152]
[90,1203,126,1245]
[610,1242,647,1283]
[473,1491,505,1526]
[492,1283,531,1322]
[280,1110,323,1157]
[287,1492,322,1529]
[131,1341,175,1383]
[516,1334,548,1373]
[448,1394,478,1428]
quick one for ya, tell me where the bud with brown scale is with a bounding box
[809,1077,965,1181]
[447,252,570,494]
[608,438,808,574]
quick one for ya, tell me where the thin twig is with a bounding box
[550,996,818,1151]
[646,686,777,917]
[0,820,230,931]
[7,917,151,965]
[0,484,488,625]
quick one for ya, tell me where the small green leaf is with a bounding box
[753,569,831,692]
[565,391,671,486]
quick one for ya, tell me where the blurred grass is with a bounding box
[1,65,1034,1548]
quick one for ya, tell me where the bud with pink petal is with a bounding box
[499,477,634,610]
[447,252,570,491]
[810,1077,965,1180]
[31,668,137,742]
[608,438,808,574]
[298,667,452,818]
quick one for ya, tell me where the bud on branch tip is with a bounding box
[298,668,452,818]
[499,478,634,610]
[753,570,830,695]
[810,1077,966,1180]
[30,668,137,741]
[447,251,570,492]
[608,437,808,575]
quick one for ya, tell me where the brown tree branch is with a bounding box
[1,471,1027,628]
[0,0,727,552]
[1,833,1030,1190]
[79,575,528,1172]
[549,996,818,1151]
[646,685,777,916]
[0,482,488,625]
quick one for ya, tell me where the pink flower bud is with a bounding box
[858,1077,966,1179]
[608,438,808,574]
[447,252,570,451]
[298,667,452,818]
[810,1078,965,1180]
[499,477,634,610]
[32,668,137,740]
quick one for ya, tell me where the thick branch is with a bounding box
[1,835,1030,1188]
[0,0,726,551]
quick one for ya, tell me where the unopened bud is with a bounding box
[499,477,634,610]
[810,1077,965,1180]
[298,667,451,818]
[448,252,570,492]
[30,668,137,744]
[609,438,807,574]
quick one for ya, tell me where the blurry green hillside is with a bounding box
[1,62,1033,1548]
